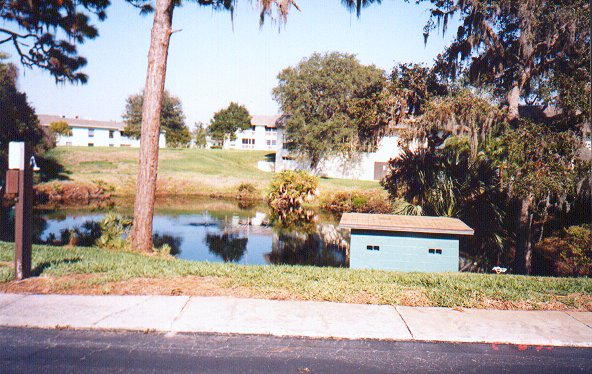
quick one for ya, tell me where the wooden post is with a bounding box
[9,142,33,280]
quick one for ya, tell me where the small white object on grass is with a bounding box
[492,266,507,274]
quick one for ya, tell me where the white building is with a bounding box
[38,114,166,148]
[222,115,283,151]
[274,130,405,181]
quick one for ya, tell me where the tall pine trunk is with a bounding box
[130,0,175,253]
[513,197,533,274]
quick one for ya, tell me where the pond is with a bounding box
[0,197,350,267]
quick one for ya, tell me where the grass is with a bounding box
[44,147,381,197]
[1,241,590,311]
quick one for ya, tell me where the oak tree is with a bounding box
[208,102,252,144]
[122,90,191,148]
[273,52,391,171]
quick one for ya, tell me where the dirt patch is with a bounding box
[0,275,257,298]
[398,289,434,307]
[479,295,592,311]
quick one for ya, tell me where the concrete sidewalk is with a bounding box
[0,293,590,347]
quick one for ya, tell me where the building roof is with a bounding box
[339,213,474,236]
[251,114,286,128]
[38,114,126,131]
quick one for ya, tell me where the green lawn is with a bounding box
[44,147,380,197]
[1,242,590,310]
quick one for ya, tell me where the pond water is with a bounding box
[0,197,350,267]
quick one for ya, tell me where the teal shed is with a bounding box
[339,213,474,272]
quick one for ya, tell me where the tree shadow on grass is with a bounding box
[31,258,81,277]
[35,155,70,182]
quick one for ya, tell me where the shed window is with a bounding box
[88,129,94,138]
[366,245,380,251]
[429,248,442,255]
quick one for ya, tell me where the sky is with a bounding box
[7,0,457,129]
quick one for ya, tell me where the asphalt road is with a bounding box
[0,327,590,373]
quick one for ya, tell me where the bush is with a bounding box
[320,191,393,214]
[95,212,132,250]
[236,182,258,208]
[268,170,318,210]
[534,225,592,277]
[49,121,72,136]
[237,182,257,197]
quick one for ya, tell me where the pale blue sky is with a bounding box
[8,0,457,128]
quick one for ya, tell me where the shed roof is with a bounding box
[339,213,474,236]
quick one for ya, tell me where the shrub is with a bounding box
[237,182,257,198]
[320,191,392,214]
[534,225,592,277]
[92,179,115,193]
[49,121,72,136]
[95,212,132,250]
[268,170,318,210]
[236,183,258,209]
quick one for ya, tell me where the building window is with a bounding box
[429,248,442,254]
[109,130,115,139]
[88,143,94,147]
[88,129,94,138]
[242,138,255,149]
[366,245,380,251]
[265,126,277,133]
[266,140,277,147]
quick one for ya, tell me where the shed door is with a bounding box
[373,162,388,180]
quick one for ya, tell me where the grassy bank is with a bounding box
[43,147,380,198]
[1,242,590,311]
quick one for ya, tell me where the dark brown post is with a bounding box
[11,142,33,280]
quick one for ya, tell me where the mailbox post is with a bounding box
[6,142,33,280]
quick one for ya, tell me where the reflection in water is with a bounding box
[265,207,349,267]
[269,207,317,234]
[268,224,349,267]
[9,197,351,267]
[45,220,102,246]
[205,232,248,263]
[153,233,183,256]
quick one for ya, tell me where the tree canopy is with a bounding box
[0,0,111,83]
[49,121,72,137]
[273,52,391,170]
[0,55,44,177]
[122,90,191,148]
[420,0,590,122]
[194,122,207,148]
[208,102,252,143]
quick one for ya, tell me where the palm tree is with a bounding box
[381,143,506,268]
